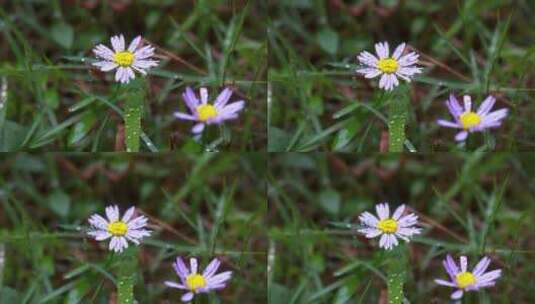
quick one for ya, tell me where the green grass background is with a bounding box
[268,153,535,303]
[0,153,267,303]
[268,0,535,152]
[0,0,267,151]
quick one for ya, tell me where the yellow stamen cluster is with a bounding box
[113,51,135,67]
[196,104,218,122]
[456,272,476,289]
[186,274,207,291]
[459,111,481,130]
[107,221,128,236]
[377,219,398,234]
[377,58,399,74]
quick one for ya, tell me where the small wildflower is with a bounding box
[87,205,151,253]
[92,34,158,84]
[165,257,232,302]
[435,255,502,300]
[437,94,508,142]
[174,87,245,134]
[357,202,421,250]
[356,42,422,91]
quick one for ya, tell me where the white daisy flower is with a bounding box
[92,34,159,84]
[357,202,421,250]
[87,205,151,253]
[356,42,422,91]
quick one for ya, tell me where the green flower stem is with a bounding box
[387,87,409,152]
[116,248,137,304]
[386,246,408,304]
[124,90,143,152]
[123,81,145,152]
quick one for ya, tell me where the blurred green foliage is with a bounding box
[268,1,535,151]
[0,153,267,303]
[0,0,267,151]
[268,153,535,303]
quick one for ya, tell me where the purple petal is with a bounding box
[451,289,464,300]
[214,88,233,108]
[181,292,194,302]
[455,131,468,141]
[192,123,205,134]
[477,95,496,116]
[174,112,197,121]
[437,119,461,129]
[446,94,463,118]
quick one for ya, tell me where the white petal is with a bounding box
[89,214,109,229]
[359,211,379,227]
[122,207,135,223]
[357,51,378,67]
[357,228,382,238]
[392,43,406,60]
[93,45,115,61]
[379,233,388,249]
[105,205,119,222]
[111,34,125,52]
[392,205,405,220]
[375,42,389,59]
[376,203,390,220]
[379,74,389,90]
[128,36,142,52]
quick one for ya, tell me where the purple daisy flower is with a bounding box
[437,94,508,142]
[165,257,232,302]
[174,87,245,134]
[435,255,502,300]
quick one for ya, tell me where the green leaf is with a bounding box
[48,190,71,218]
[51,22,74,49]
[68,111,96,145]
[319,189,340,215]
[317,27,339,55]
[45,90,60,109]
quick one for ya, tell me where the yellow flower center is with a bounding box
[377,218,398,233]
[107,221,128,236]
[113,51,135,67]
[459,111,481,130]
[377,58,399,74]
[196,104,218,122]
[186,274,207,291]
[456,271,476,289]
